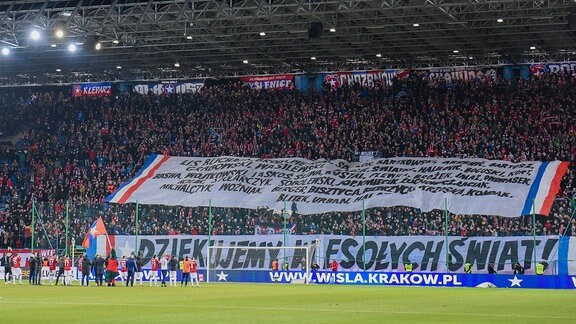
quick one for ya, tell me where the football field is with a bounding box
[0,283,574,323]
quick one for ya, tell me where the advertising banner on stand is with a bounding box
[420,67,498,82]
[240,75,294,89]
[324,70,408,87]
[71,82,113,97]
[133,80,204,95]
[529,62,576,76]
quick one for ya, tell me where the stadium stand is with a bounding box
[0,72,574,250]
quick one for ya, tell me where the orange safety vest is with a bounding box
[183,260,191,273]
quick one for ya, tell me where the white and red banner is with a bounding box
[106,155,569,217]
[240,75,294,89]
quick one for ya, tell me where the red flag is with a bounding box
[82,217,108,248]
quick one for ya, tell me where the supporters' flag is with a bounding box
[82,217,109,248]
[521,161,570,216]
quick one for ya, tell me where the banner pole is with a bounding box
[444,198,449,272]
[105,233,112,251]
[135,201,139,255]
[207,199,212,283]
[532,199,537,271]
[31,199,35,253]
[362,199,366,271]
[283,200,287,264]
[65,199,70,256]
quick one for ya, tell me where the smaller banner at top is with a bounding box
[324,70,408,87]
[529,62,576,76]
[133,80,204,95]
[71,82,113,98]
[240,75,294,89]
[421,67,498,82]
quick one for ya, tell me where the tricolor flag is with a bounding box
[82,217,108,248]
[82,217,114,259]
[521,161,570,216]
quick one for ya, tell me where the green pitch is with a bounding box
[0,283,574,323]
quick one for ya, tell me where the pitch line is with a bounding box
[0,300,573,320]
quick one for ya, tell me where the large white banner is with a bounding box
[106,155,569,217]
[113,235,572,274]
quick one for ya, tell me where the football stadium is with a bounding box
[1,0,576,322]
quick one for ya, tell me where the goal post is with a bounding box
[207,241,320,284]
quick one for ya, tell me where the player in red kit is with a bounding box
[190,257,200,287]
[329,259,338,284]
[64,255,72,286]
[149,255,159,287]
[330,259,338,271]
[12,252,23,285]
[48,255,57,285]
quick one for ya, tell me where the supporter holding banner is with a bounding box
[240,75,294,89]
[106,155,569,217]
[71,82,113,97]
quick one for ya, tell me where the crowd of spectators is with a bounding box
[0,71,574,250]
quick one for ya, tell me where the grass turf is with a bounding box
[0,283,574,323]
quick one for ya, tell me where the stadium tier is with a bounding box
[0,72,574,271]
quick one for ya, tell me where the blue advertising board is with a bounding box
[208,270,576,289]
[68,268,576,289]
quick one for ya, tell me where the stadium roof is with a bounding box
[0,0,575,80]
